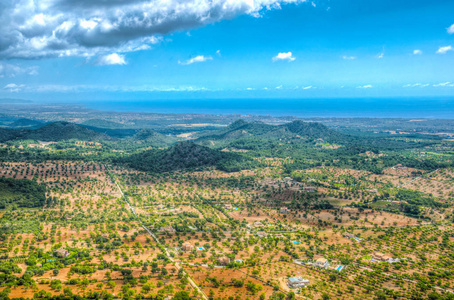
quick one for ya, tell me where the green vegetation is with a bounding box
[0,177,46,209]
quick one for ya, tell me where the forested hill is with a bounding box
[128,129,180,147]
[195,119,345,146]
[120,141,252,173]
[0,121,110,142]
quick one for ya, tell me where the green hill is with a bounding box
[8,118,44,128]
[129,129,180,147]
[121,141,251,173]
[0,121,110,142]
[196,119,344,147]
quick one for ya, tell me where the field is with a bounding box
[1,112,454,300]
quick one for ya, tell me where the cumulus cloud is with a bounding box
[272,52,295,62]
[95,53,127,65]
[0,0,306,60]
[448,24,454,34]
[436,46,453,54]
[413,49,422,55]
[179,55,212,65]
[302,85,313,90]
[3,83,26,92]
[357,84,373,89]
[342,55,356,60]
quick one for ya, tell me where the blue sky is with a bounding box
[0,0,453,101]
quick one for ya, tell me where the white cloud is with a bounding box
[376,52,384,59]
[216,50,221,56]
[436,45,453,54]
[4,84,210,93]
[302,85,313,90]
[433,82,453,87]
[179,55,213,65]
[448,24,454,34]
[403,83,429,88]
[0,63,38,77]
[413,49,422,55]
[342,55,356,60]
[357,84,373,89]
[275,85,283,89]
[3,83,25,92]
[95,53,127,65]
[0,0,307,60]
[272,52,295,62]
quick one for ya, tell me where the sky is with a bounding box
[0,0,454,101]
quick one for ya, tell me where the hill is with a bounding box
[196,119,344,147]
[0,121,110,142]
[129,129,180,147]
[8,118,44,128]
[121,141,251,173]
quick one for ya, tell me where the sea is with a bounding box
[80,97,454,119]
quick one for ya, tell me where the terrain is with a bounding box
[1,103,454,300]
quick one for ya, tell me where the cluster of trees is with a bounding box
[120,142,254,173]
[0,177,46,209]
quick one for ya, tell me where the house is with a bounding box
[254,221,264,227]
[372,252,392,262]
[218,257,230,266]
[181,242,194,252]
[256,232,268,238]
[224,204,233,210]
[158,226,176,234]
[314,257,329,268]
[287,277,309,288]
[373,252,399,263]
[280,207,290,214]
[283,177,293,183]
[367,189,379,193]
[395,164,406,170]
[344,233,355,239]
[55,248,70,258]
[388,258,400,264]
[303,186,317,192]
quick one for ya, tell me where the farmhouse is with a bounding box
[256,232,268,238]
[373,252,392,261]
[224,204,233,210]
[218,257,231,266]
[55,248,70,258]
[287,276,309,288]
[372,252,400,263]
[280,207,290,214]
[314,257,329,268]
[303,186,317,192]
[254,221,264,227]
[181,242,194,252]
[158,226,176,234]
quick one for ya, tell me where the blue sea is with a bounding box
[80,97,454,119]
